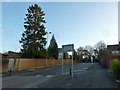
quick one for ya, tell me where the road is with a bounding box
[2,63,120,88]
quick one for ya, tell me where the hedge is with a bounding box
[111,59,120,80]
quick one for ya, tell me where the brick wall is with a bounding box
[104,55,120,68]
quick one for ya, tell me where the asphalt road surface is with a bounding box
[2,63,120,88]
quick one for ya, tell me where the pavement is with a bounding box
[2,63,120,88]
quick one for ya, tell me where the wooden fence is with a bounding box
[2,58,79,72]
[2,58,9,73]
[104,55,120,68]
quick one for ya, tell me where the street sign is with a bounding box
[58,53,63,59]
[61,44,74,77]
[62,44,74,52]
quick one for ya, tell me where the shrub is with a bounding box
[111,59,120,80]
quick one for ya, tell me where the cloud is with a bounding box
[0,29,4,33]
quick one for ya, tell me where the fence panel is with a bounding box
[2,58,79,72]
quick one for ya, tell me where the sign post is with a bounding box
[62,52,64,75]
[71,51,74,77]
[62,44,74,77]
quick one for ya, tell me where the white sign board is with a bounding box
[8,58,15,71]
[58,53,63,59]
[62,44,74,52]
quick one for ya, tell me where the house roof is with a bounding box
[58,48,62,53]
[2,51,21,58]
[107,44,120,51]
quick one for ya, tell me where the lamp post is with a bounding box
[46,31,51,67]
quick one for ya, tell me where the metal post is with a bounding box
[72,51,74,77]
[9,69,12,76]
[62,52,63,75]
[69,67,71,75]
[17,57,20,70]
[46,32,51,67]
[46,33,48,67]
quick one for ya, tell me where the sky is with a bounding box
[1,2,118,52]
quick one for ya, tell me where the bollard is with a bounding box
[69,67,71,76]
[8,70,12,76]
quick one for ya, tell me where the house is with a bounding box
[2,51,21,72]
[107,42,120,55]
[58,48,62,59]
[1,53,9,72]
[58,48,69,59]
[104,42,120,68]
[7,51,21,58]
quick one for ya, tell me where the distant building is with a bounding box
[107,42,120,55]
[7,51,21,58]
[2,51,21,58]
[58,48,62,59]
[2,51,21,67]
[2,51,21,72]
[104,42,120,68]
[1,53,8,59]
[58,48,69,59]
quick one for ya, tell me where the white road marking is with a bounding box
[35,75,42,77]
[116,80,120,83]
[28,69,35,72]
[64,76,70,79]
[63,72,69,75]
[83,68,88,70]
[46,68,53,70]
[46,75,53,78]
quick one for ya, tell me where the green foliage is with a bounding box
[111,59,120,80]
[48,35,58,59]
[49,57,55,59]
[73,50,79,60]
[19,4,47,58]
[77,47,84,61]
[94,41,107,59]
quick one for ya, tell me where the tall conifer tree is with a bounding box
[48,35,58,59]
[19,4,47,58]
